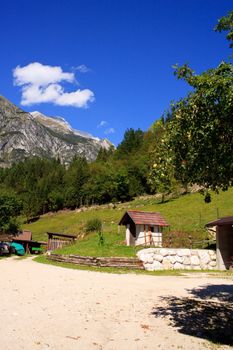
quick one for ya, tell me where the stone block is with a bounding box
[183,256,191,265]
[162,257,173,269]
[174,255,183,263]
[191,250,199,256]
[190,255,200,266]
[198,251,211,265]
[137,248,153,257]
[174,262,184,269]
[154,254,163,262]
[209,261,217,267]
[167,249,177,256]
[167,255,176,264]
[137,253,146,262]
[210,255,216,261]
[151,261,163,270]
[145,260,162,271]
[146,256,154,264]
[160,248,169,256]
[209,250,216,256]
[177,249,190,257]
[200,264,208,270]
[144,264,154,271]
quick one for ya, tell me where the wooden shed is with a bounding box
[119,210,169,247]
[47,232,77,251]
[206,216,233,270]
[13,230,46,253]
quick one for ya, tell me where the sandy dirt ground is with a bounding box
[0,257,232,350]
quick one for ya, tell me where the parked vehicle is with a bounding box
[0,242,12,256]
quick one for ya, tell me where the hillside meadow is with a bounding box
[22,188,233,257]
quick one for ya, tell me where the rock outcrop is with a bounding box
[0,95,113,166]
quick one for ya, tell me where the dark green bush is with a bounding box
[85,218,102,233]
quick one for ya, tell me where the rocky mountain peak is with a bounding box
[0,95,113,166]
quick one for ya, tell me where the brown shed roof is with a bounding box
[205,216,233,227]
[47,232,77,239]
[119,210,169,226]
[14,230,32,242]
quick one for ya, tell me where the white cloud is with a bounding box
[56,89,94,107]
[97,120,115,134]
[13,62,74,86]
[13,62,94,108]
[97,120,108,128]
[76,64,90,73]
[104,128,115,134]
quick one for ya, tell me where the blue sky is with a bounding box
[0,0,232,145]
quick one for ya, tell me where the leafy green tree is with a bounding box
[48,191,64,212]
[0,193,22,234]
[22,191,42,221]
[64,156,89,208]
[96,145,115,162]
[215,10,233,48]
[115,128,144,158]
[149,11,233,199]
[148,119,178,201]
[169,62,233,192]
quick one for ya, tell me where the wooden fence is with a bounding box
[48,239,72,251]
[47,232,77,251]
[49,253,144,269]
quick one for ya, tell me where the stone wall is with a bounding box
[137,248,217,271]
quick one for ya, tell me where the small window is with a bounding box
[150,226,154,232]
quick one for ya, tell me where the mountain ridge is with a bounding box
[0,95,113,166]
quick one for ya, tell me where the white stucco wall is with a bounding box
[134,225,162,247]
[126,224,135,246]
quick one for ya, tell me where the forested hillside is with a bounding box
[0,127,157,228]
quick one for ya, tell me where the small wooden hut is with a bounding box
[119,210,169,247]
[206,216,233,270]
[47,232,77,251]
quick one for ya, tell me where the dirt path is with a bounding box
[0,257,232,350]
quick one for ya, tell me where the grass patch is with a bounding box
[23,188,233,242]
[55,231,140,257]
[22,188,233,257]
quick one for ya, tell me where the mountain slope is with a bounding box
[0,95,112,166]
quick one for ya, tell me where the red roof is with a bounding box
[119,210,169,226]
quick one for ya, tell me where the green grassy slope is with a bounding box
[22,188,233,257]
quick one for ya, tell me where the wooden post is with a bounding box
[169,235,172,248]
[144,225,146,246]
[189,235,192,249]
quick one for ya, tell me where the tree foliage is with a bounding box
[148,117,178,201]
[0,127,154,221]
[169,62,233,192]
[0,192,21,234]
[215,10,233,48]
[148,11,233,199]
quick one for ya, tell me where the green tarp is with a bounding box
[11,242,25,256]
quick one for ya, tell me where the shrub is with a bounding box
[85,218,102,233]
[97,231,105,246]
